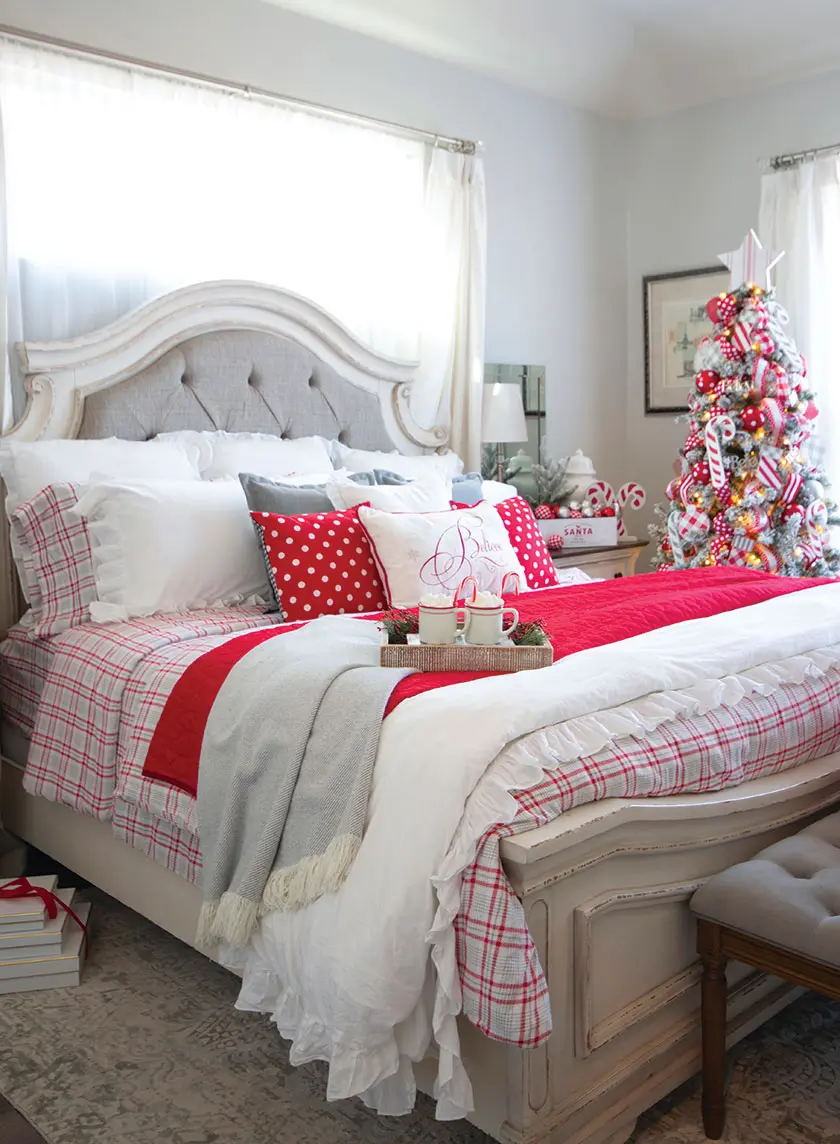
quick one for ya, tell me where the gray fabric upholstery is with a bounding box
[77,330,393,449]
[240,473,332,516]
[690,811,840,966]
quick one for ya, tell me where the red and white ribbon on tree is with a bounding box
[799,542,820,569]
[727,532,755,567]
[704,414,735,493]
[759,397,787,445]
[778,471,803,506]
[753,542,780,573]
[756,452,783,491]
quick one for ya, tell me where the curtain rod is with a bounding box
[0,23,478,155]
[767,140,840,171]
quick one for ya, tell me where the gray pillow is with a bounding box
[239,472,332,515]
[238,469,413,516]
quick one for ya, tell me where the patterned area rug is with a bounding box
[0,891,839,1144]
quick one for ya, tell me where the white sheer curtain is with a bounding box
[0,38,487,465]
[759,156,840,485]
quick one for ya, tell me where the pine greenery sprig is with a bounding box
[382,610,419,644]
[511,619,550,646]
[532,457,571,507]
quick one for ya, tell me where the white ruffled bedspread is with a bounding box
[226,582,840,1119]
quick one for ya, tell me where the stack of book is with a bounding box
[0,875,89,994]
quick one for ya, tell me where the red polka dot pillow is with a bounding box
[250,506,387,622]
[494,496,560,589]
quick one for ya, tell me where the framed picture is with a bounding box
[643,266,730,413]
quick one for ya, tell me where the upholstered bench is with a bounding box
[690,811,840,1139]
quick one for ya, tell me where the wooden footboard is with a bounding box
[459,752,840,1144]
[4,753,840,1144]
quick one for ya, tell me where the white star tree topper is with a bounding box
[718,229,785,291]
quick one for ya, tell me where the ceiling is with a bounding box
[259,0,840,119]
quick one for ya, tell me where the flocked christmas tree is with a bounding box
[651,231,840,577]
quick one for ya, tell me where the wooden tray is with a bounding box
[379,631,553,672]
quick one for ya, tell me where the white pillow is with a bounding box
[157,430,335,480]
[357,502,526,607]
[481,479,519,504]
[72,479,270,622]
[325,472,452,513]
[332,443,463,481]
[0,438,202,603]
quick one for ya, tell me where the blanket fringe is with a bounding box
[196,892,259,951]
[260,834,361,914]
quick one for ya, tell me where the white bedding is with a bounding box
[228,582,840,1118]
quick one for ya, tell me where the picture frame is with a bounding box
[643,266,730,414]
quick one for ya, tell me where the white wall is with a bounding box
[626,67,840,557]
[0,0,627,488]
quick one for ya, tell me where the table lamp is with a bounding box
[482,382,528,483]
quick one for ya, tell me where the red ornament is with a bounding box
[602,506,616,517]
[716,334,740,362]
[740,405,764,433]
[709,537,730,561]
[534,504,554,520]
[695,370,720,395]
[706,293,738,325]
[712,515,734,540]
[692,461,712,485]
[568,509,583,518]
[684,431,704,451]
[783,504,805,523]
[546,534,564,552]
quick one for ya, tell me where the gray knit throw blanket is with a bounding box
[195,616,415,950]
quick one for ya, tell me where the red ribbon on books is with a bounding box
[0,876,89,955]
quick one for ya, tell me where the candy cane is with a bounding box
[704,415,735,492]
[667,512,684,568]
[805,499,828,544]
[586,480,616,509]
[453,575,478,605]
[501,571,521,596]
[613,481,646,538]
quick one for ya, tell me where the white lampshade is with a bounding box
[481,382,528,443]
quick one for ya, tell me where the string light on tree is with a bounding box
[650,230,840,578]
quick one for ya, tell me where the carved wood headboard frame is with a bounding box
[0,280,448,629]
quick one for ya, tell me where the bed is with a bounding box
[2,280,840,1144]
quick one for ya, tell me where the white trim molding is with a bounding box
[11,279,447,451]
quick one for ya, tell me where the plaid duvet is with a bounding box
[6,610,840,1048]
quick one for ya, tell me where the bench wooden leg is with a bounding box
[698,919,728,1140]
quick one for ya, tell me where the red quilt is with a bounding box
[142,567,828,797]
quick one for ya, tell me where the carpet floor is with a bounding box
[0,890,839,1144]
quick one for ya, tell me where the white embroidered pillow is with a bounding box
[356,502,527,607]
[325,473,451,513]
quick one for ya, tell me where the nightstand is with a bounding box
[552,539,649,579]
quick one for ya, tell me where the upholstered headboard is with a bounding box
[0,280,448,626]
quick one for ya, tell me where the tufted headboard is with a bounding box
[0,279,448,626]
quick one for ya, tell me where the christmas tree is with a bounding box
[651,231,840,577]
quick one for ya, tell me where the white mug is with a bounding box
[466,603,519,646]
[418,604,470,645]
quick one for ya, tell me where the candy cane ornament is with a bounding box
[805,499,828,545]
[585,480,616,509]
[616,481,646,538]
[667,512,685,568]
[704,415,736,493]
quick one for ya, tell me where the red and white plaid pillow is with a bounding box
[10,482,97,637]
[493,496,559,589]
[250,505,387,622]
